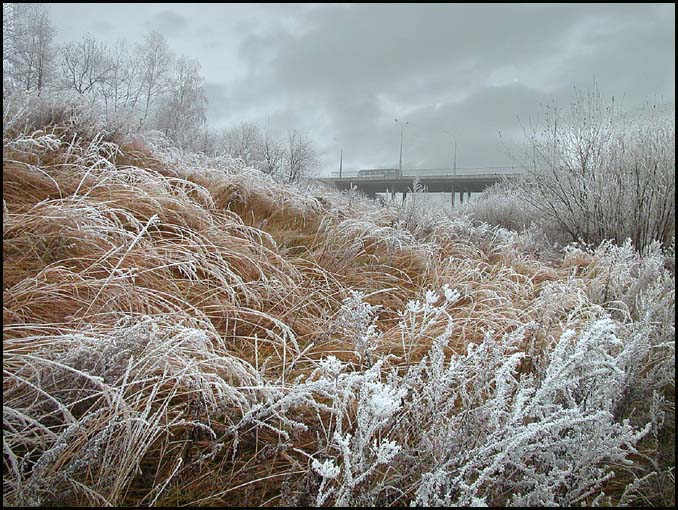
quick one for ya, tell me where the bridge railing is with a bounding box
[328,167,522,178]
[328,171,360,178]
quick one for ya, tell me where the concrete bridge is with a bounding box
[318,168,522,206]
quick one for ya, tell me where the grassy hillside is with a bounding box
[3,99,674,506]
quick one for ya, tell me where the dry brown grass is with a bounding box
[3,117,674,506]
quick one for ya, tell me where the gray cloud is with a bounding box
[152,10,189,35]
[226,4,674,173]
[93,20,114,34]
[47,3,675,175]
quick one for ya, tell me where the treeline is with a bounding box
[2,3,317,182]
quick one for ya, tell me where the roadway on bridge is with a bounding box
[318,171,522,195]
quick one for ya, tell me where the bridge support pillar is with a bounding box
[459,190,464,204]
[402,190,407,203]
[450,184,455,209]
[467,191,472,201]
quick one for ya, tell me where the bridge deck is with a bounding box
[318,173,522,194]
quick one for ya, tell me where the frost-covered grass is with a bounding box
[3,95,675,506]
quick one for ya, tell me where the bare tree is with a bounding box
[136,30,175,127]
[3,3,55,93]
[59,34,112,96]
[285,129,318,183]
[260,129,285,177]
[215,124,316,181]
[3,3,18,93]
[218,121,264,167]
[194,126,220,156]
[155,56,208,149]
[97,39,143,122]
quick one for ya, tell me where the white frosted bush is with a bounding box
[306,359,406,506]
[409,318,655,506]
[334,290,383,365]
[513,89,675,251]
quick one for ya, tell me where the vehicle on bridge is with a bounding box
[357,168,399,177]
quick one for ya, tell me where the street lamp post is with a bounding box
[443,130,458,210]
[394,118,409,177]
[443,130,457,176]
[333,137,343,178]
[339,148,343,178]
[453,138,457,176]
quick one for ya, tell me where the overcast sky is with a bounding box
[49,3,675,176]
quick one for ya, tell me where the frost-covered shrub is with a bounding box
[396,285,460,364]
[310,360,407,506]
[334,290,383,366]
[564,239,675,326]
[304,284,672,506]
[407,317,661,506]
[512,88,675,252]
[458,179,535,233]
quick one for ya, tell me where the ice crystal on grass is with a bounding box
[312,458,340,480]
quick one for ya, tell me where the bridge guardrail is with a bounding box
[328,167,521,178]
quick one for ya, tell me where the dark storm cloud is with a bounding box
[238,3,646,95]
[550,6,675,102]
[399,84,551,168]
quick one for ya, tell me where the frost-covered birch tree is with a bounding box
[98,40,143,123]
[59,34,112,97]
[218,121,264,167]
[286,129,318,183]
[260,129,286,176]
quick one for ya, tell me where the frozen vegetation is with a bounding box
[460,88,675,254]
[3,4,674,506]
[2,90,675,507]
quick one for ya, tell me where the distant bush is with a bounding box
[2,89,136,146]
[458,179,535,232]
